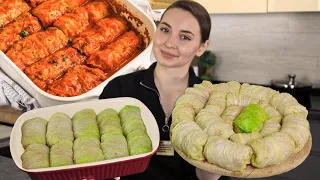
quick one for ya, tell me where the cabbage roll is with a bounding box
[193,80,214,94]
[258,102,282,123]
[21,118,48,148]
[21,143,49,169]
[260,120,281,137]
[281,113,310,153]
[97,108,119,125]
[122,117,146,136]
[175,93,206,114]
[226,93,259,107]
[270,93,308,117]
[50,141,73,167]
[72,109,99,140]
[195,109,224,130]
[240,83,278,102]
[46,112,74,147]
[205,121,235,138]
[203,136,253,171]
[234,104,268,133]
[204,92,227,116]
[212,81,241,93]
[221,105,242,125]
[250,132,295,168]
[100,133,129,160]
[126,130,152,156]
[99,120,123,136]
[171,121,208,160]
[171,104,195,129]
[185,85,210,100]
[73,136,104,164]
[230,132,262,145]
[119,105,141,123]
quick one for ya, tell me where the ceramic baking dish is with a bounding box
[10,97,160,180]
[0,0,156,107]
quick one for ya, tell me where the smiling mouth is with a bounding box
[161,50,178,59]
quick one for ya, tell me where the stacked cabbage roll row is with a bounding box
[171,80,311,171]
[21,106,152,169]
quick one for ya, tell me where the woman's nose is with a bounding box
[165,35,177,49]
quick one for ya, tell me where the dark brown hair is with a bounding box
[160,0,211,43]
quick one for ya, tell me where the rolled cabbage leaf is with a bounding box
[21,117,48,148]
[50,141,74,167]
[195,109,224,130]
[97,108,120,125]
[171,104,195,130]
[119,105,141,123]
[193,80,214,94]
[73,136,104,164]
[260,120,281,137]
[230,132,262,145]
[234,104,268,133]
[205,92,227,115]
[258,102,282,123]
[203,136,253,171]
[205,121,235,138]
[175,93,206,114]
[100,133,129,160]
[221,105,242,125]
[21,143,49,169]
[226,93,259,107]
[185,86,209,100]
[126,130,152,155]
[270,93,308,117]
[240,83,278,102]
[212,81,241,93]
[250,132,295,168]
[281,113,310,153]
[122,117,146,136]
[99,120,123,136]
[72,109,99,140]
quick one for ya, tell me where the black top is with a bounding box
[99,62,200,180]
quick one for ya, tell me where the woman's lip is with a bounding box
[161,50,178,58]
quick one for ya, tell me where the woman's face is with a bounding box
[153,8,208,68]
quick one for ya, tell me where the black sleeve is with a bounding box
[99,77,123,99]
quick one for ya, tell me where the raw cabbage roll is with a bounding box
[270,93,308,117]
[126,130,152,156]
[73,136,104,164]
[99,119,123,136]
[234,104,268,133]
[175,93,207,114]
[171,104,195,129]
[250,132,295,168]
[21,118,48,148]
[221,105,242,125]
[100,133,129,160]
[281,113,310,153]
[203,136,253,171]
[205,121,235,138]
[21,143,49,169]
[195,109,225,130]
[171,121,208,160]
[258,102,282,123]
[97,108,120,125]
[122,117,146,136]
[50,141,73,167]
[185,86,209,100]
[46,112,74,147]
[230,132,262,145]
[119,105,141,122]
[212,81,241,93]
[226,93,259,107]
[260,120,281,137]
[240,83,278,102]
[72,109,100,140]
[204,92,227,115]
[193,80,214,94]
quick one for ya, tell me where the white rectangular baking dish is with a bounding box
[0,0,156,107]
[10,97,160,179]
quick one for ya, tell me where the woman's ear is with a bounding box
[195,40,210,57]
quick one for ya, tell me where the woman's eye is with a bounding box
[160,28,169,33]
[181,35,191,41]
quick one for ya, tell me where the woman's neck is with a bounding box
[154,63,190,88]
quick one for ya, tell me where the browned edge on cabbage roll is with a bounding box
[72,17,127,56]
[6,27,68,71]
[25,47,86,90]
[0,12,41,53]
[47,65,107,97]
[53,0,110,38]
[0,0,31,27]
[87,31,142,72]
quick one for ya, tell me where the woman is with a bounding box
[100,1,224,179]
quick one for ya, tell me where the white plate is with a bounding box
[10,97,160,173]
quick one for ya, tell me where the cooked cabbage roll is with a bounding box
[73,136,104,164]
[119,105,141,124]
[46,112,74,147]
[122,117,146,136]
[234,104,268,133]
[171,121,208,160]
[175,93,206,114]
[205,121,235,138]
[258,102,282,123]
[203,136,253,171]
[99,120,123,136]
[260,120,281,137]
[212,81,241,93]
[230,132,262,145]
[126,130,152,156]
[270,93,308,117]
[50,141,73,167]
[195,109,225,130]
[171,104,195,129]
[0,0,31,27]
[21,118,48,148]
[240,83,278,102]
[21,143,49,169]
[193,80,214,94]
[100,133,129,160]
[97,108,120,125]
[221,105,242,125]
[281,113,310,153]
[250,132,295,168]
[226,93,259,107]
[72,109,100,140]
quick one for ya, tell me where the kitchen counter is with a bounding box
[0,155,30,180]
